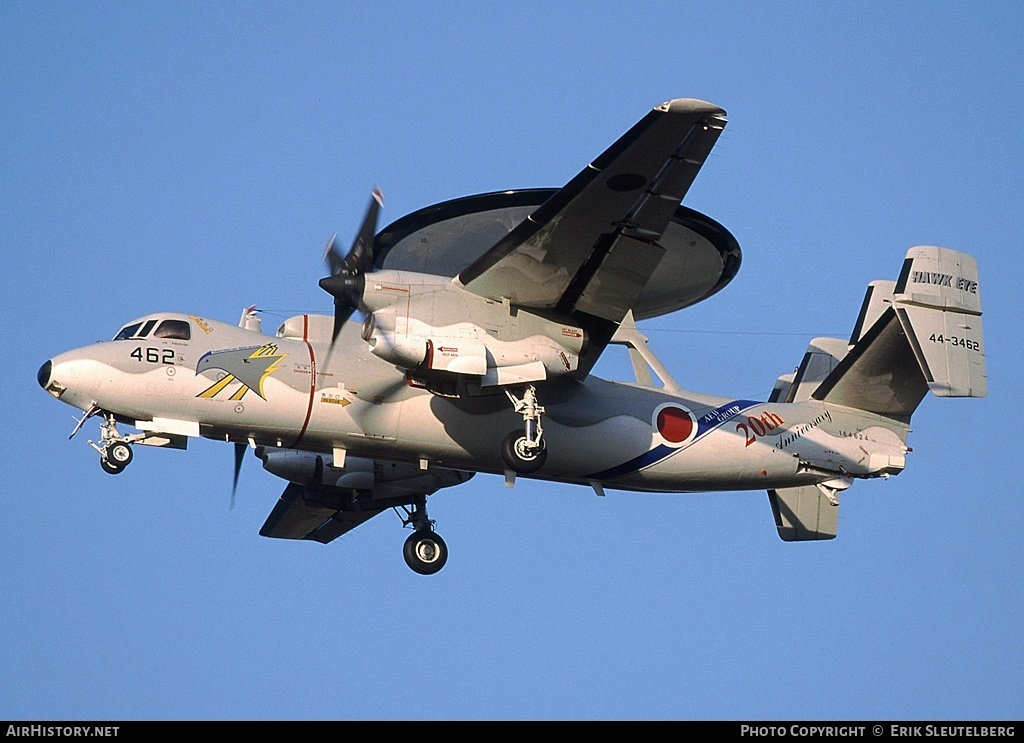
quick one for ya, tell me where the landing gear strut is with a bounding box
[399,495,448,575]
[88,413,141,475]
[502,385,547,473]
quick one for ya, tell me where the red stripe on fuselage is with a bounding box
[291,314,317,447]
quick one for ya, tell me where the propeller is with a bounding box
[231,441,247,510]
[229,190,383,509]
[319,188,384,350]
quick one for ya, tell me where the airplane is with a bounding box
[37,98,987,574]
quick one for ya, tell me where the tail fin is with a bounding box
[810,246,986,419]
[891,247,986,398]
[769,337,849,404]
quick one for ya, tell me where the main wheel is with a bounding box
[100,457,124,475]
[501,430,547,473]
[107,442,133,469]
[403,530,448,575]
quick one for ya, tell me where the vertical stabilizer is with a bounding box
[892,247,986,398]
[849,280,895,345]
[782,337,849,403]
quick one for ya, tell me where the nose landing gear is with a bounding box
[99,441,134,474]
[88,413,142,475]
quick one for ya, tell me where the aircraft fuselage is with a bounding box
[40,311,910,496]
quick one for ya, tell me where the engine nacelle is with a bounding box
[366,331,430,370]
[357,269,588,385]
[363,313,582,385]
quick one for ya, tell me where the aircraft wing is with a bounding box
[259,483,390,544]
[455,98,727,324]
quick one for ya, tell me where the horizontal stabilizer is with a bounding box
[768,486,838,541]
[812,309,928,417]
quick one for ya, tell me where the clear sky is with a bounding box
[2,0,1021,721]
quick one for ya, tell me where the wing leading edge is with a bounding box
[455,98,728,324]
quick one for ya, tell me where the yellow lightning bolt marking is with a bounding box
[249,344,287,398]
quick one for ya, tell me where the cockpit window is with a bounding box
[113,319,191,341]
[113,322,143,341]
[153,319,191,340]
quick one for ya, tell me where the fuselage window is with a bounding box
[113,322,142,341]
[153,319,191,341]
[137,319,158,338]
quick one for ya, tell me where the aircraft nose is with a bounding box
[37,360,52,389]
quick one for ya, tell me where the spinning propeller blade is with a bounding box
[231,441,247,510]
[319,188,384,350]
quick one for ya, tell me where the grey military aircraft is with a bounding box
[38,98,987,574]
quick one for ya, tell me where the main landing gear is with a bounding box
[88,413,141,475]
[502,384,547,474]
[399,495,448,575]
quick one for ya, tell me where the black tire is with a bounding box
[108,442,133,468]
[501,430,547,473]
[403,530,448,575]
[100,457,124,475]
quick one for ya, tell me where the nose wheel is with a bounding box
[502,385,547,473]
[99,441,134,474]
[88,414,140,475]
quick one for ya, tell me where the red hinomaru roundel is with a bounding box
[653,403,697,447]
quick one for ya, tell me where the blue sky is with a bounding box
[2,1,1021,720]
